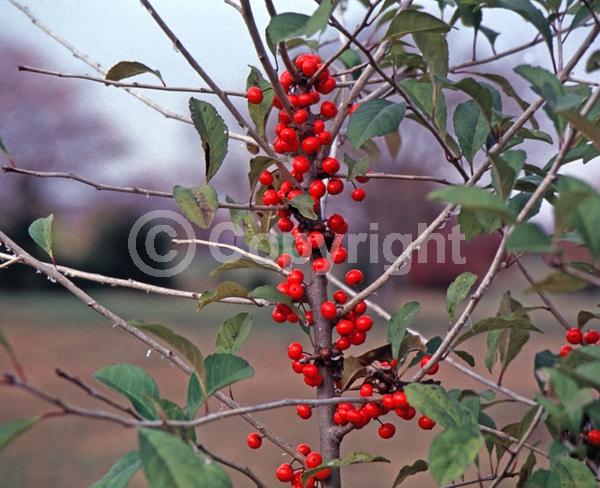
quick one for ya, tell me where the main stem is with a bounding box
[306,269,342,488]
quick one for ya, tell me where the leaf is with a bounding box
[474,72,536,125]
[198,281,249,310]
[455,317,541,347]
[586,50,600,73]
[458,208,501,240]
[173,185,218,229]
[386,10,450,39]
[94,364,159,420]
[343,154,370,181]
[305,0,333,37]
[132,321,206,389]
[210,256,278,276]
[347,99,406,149]
[246,67,274,139]
[401,79,448,131]
[302,451,390,482]
[428,186,517,220]
[138,429,232,488]
[528,271,587,294]
[392,459,428,486]
[454,349,476,367]
[453,101,489,162]
[517,451,537,488]
[507,223,551,253]
[559,110,600,151]
[577,310,600,327]
[446,272,477,321]
[289,194,318,220]
[106,61,165,86]
[186,353,254,416]
[429,427,484,485]
[28,214,54,259]
[189,97,229,181]
[91,451,141,488]
[339,48,362,79]
[0,417,39,452]
[491,150,525,201]
[388,302,421,359]
[215,313,252,354]
[515,65,566,108]
[266,13,310,54]
[548,455,597,488]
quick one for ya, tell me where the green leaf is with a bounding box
[548,455,597,488]
[289,194,318,220]
[339,48,362,79]
[586,50,600,73]
[189,97,229,181]
[577,310,600,327]
[343,154,370,181]
[246,67,274,139]
[515,65,566,108]
[528,271,587,294]
[458,208,501,240]
[106,61,165,86]
[428,185,517,220]
[266,13,310,54]
[491,150,525,201]
[94,364,159,420]
[186,353,254,417]
[455,317,541,347]
[386,10,450,39]
[138,429,232,488]
[559,110,600,151]
[388,301,421,360]
[302,451,390,482]
[453,101,489,162]
[198,281,249,310]
[248,284,292,307]
[446,272,477,321]
[454,349,476,367]
[132,321,206,390]
[517,451,537,488]
[0,417,39,452]
[210,256,278,276]
[173,185,218,229]
[28,214,54,259]
[429,427,484,485]
[347,99,406,149]
[401,79,448,131]
[507,223,551,253]
[91,451,141,488]
[215,313,253,354]
[305,0,333,37]
[392,459,428,487]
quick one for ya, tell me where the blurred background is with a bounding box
[1,1,599,487]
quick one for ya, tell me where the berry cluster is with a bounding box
[558,326,599,357]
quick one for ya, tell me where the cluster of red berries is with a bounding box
[287,341,324,389]
[247,433,330,486]
[558,326,599,357]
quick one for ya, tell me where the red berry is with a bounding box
[320,301,338,320]
[306,452,323,468]
[312,119,325,134]
[292,360,304,374]
[316,76,336,94]
[322,157,340,175]
[382,394,395,410]
[566,327,583,344]
[309,180,326,199]
[320,101,338,119]
[559,345,573,357]
[302,364,319,379]
[301,59,318,76]
[292,155,311,173]
[288,269,304,284]
[584,329,599,344]
[246,86,263,104]
[262,189,280,205]
[420,355,440,375]
[297,404,312,419]
[293,109,309,125]
[258,170,273,186]
[272,309,287,323]
[280,127,297,144]
[246,432,262,449]
[305,310,315,325]
[355,315,373,332]
[327,214,347,234]
[354,301,367,315]
[278,217,294,232]
[302,136,321,153]
[363,402,380,418]
[304,372,323,387]
[279,70,293,90]
[392,391,408,408]
[350,331,366,345]
[316,468,332,481]
[378,422,396,439]
[336,319,355,336]
[288,283,304,300]
[360,383,373,397]
[318,131,332,145]
[276,463,294,482]
[356,173,370,183]
[297,443,312,456]
[418,415,436,430]
[287,342,303,360]
[351,188,366,201]
[312,257,331,273]
[297,92,313,107]
[345,269,364,286]
[588,429,600,446]
[277,253,292,268]
[332,246,348,264]
[336,337,350,350]
[327,178,344,195]
[333,290,348,304]
[396,406,416,420]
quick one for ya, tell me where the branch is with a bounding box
[338,172,455,185]
[196,444,267,488]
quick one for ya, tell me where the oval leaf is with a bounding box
[446,272,477,321]
[215,313,253,354]
[0,417,39,452]
[385,10,450,39]
[91,451,141,488]
[173,185,218,229]
[28,214,54,259]
[347,99,406,149]
[388,301,421,360]
[189,98,228,181]
[106,61,165,86]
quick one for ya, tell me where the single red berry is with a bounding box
[351,188,366,201]
[276,463,294,482]
[360,383,373,397]
[559,344,573,357]
[279,70,293,90]
[304,372,323,387]
[288,269,304,284]
[288,312,299,323]
[306,452,323,468]
[333,410,348,425]
[382,394,395,410]
[333,290,348,304]
[363,402,380,418]
[418,415,436,430]
[332,246,348,263]
[272,309,287,323]
[293,109,309,125]
[305,310,315,326]
[297,443,312,456]
[315,468,332,481]
[345,269,364,286]
[277,253,292,268]
[258,170,273,186]
[316,76,336,94]
[588,429,600,446]
[322,157,340,175]
[287,283,304,300]
[278,217,294,232]
[584,329,599,344]
[297,92,313,107]
[246,432,262,449]
[392,391,408,408]
[378,422,396,439]
[318,131,332,145]
[280,127,298,144]
[336,319,355,336]
[291,360,304,373]
[566,327,583,344]
[279,110,292,124]
[302,136,321,154]
[309,180,326,199]
[312,257,331,273]
[287,342,303,360]
[327,178,344,195]
[350,331,366,345]
[302,364,319,379]
[354,301,367,315]
[246,86,263,104]
[320,301,338,320]
[355,315,373,332]
[336,337,350,350]
[420,354,440,375]
[320,101,338,119]
[356,173,370,183]
[297,404,312,419]
[292,155,311,173]
[301,59,318,76]
[327,214,348,234]
[262,189,280,205]
[396,406,416,420]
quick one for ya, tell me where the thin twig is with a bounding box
[197,444,267,488]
